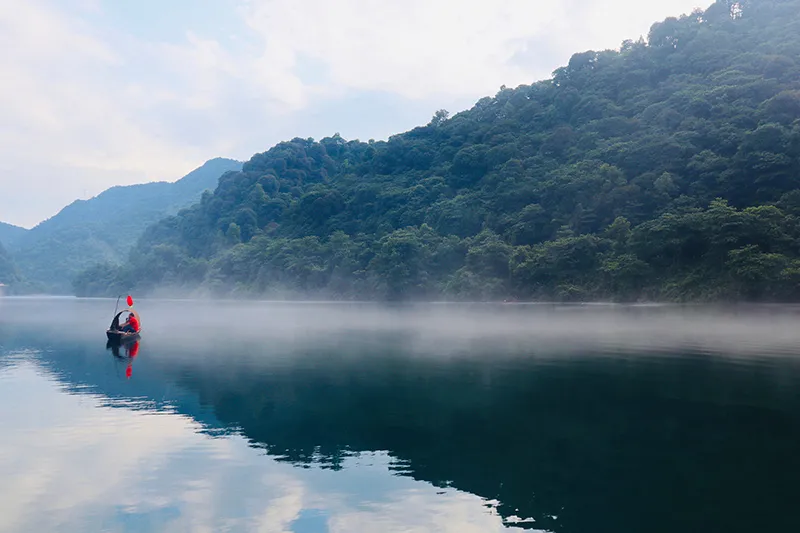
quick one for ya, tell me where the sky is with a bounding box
[0,0,708,228]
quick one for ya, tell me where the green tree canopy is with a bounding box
[74,0,800,302]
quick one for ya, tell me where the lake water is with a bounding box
[2,298,800,533]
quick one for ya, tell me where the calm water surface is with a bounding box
[2,297,800,533]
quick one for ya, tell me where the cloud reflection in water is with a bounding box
[0,361,531,533]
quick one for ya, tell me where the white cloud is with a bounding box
[240,0,708,98]
[0,0,709,227]
[242,0,549,99]
[0,0,206,227]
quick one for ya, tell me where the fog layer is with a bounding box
[4,297,800,358]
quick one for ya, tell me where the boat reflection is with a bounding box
[106,339,140,379]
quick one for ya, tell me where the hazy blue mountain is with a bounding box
[11,157,241,292]
[0,241,20,286]
[0,222,28,248]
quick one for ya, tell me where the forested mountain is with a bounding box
[0,222,27,248]
[0,241,20,286]
[11,158,241,292]
[76,0,800,302]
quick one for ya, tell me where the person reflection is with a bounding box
[107,340,140,379]
[124,340,140,379]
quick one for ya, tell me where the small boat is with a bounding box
[106,305,142,344]
[106,328,140,344]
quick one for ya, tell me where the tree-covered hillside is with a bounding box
[76,0,800,302]
[13,158,241,292]
[0,241,20,286]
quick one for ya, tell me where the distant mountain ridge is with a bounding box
[9,157,242,292]
[0,222,27,248]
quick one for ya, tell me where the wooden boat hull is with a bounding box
[106,330,140,344]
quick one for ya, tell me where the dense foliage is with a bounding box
[76,0,800,302]
[8,158,240,293]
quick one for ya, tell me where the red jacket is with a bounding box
[129,316,140,332]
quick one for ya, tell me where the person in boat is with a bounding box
[120,312,140,333]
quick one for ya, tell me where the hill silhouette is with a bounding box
[11,157,241,292]
[0,222,27,248]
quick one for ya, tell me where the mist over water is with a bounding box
[8,296,800,356]
[2,297,800,532]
